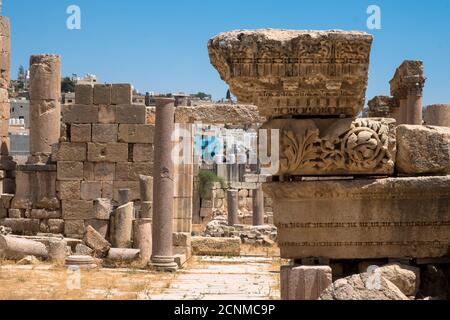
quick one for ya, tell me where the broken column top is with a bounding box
[208,29,373,118]
[390,60,425,99]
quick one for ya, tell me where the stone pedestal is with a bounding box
[150,98,178,272]
[29,55,61,156]
[281,265,332,300]
[227,190,239,226]
[424,104,450,127]
[264,176,450,260]
[133,218,152,264]
[252,186,264,226]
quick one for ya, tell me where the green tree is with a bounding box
[195,92,210,100]
[226,89,231,101]
[61,77,76,93]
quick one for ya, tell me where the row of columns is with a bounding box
[227,186,265,227]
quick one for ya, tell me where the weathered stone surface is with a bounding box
[57,181,81,200]
[52,143,87,162]
[106,248,140,262]
[75,84,94,105]
[425,105,450,127]
[113,181,140,202]
[98,105,116,124]
[133,144,154,162]
[0,17,11,90]
[0,218,40,234]
[378,263,420,297]
[173,232,191,247]
[390,60,425,100]
[71,124,92,143]
[84,225,111,257]
[208,29,372,118]
[320,272,409,300]
[264,176,450,260]
[94,162,115,181]
[93,199,113,220]
[262,118,396,176]
[191,236,241,256]
[85,219,109,239]
[62,104,99,124]
[111,84,132,105]
[62,200,94,220]
[175,104,265,124]
[29,55,61,100]
[118,124,154,143]
[396,125,450,174]
[367,96,396,118]
[93,84,112,105]
[64,220,86,238]
[139,175,153,202]
[115,162,152,181]
[116,105,146,124]
[112,203,133,248]
[92,124,118,143]
[87,143,128,162]
[132,218,152,263]
[0,235,48,260]
[75,243,93,256]
[80,181,102,200]
[48,239,67,264]
[57,161,84,181]
[281,265,332,300]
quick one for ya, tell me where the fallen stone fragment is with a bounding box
[17,255,40,265]
[397,125,450,174]
[106,248,140,262]
[84,225,111,257]
[191,236,241,256]
[75,243,93,256]
[48,239,67,265]
[320,272,409,300]
[0,235,48,260]
[378,263,420,297]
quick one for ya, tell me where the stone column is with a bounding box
[0,16,10,156]
[29,55,61,156]
[252,186,265,226]
[281,265,332,300]
[139,175,153,219]
[399,99,408,125]
[150,98,178,272]
[133,218,152,264]
[113,203,133,248]
[424,104,450,127]
[227,189,239,226]
[118,188,131,206]
[407,85,424,125]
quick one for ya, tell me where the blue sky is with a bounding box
[3,0,450,105]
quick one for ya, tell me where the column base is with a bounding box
[149,255,178,272]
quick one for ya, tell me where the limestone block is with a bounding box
[53,143,86,161]
[62,104,99,124]
[80,181,102,200]
[379,263,420,297]
[397,125,450,174]
[75,84,94,105]
[111,84,132,105]
[320,273,409,300]
[173,232,191,247]
[0,218,40,234]
[71,124,92,143]
[94,163,115,181]
[102,181,114,199]
[113,181,140,202]
[64,220,86,237]
[75,243,93,256]
[84,225,111,257]
[116,105,146,124]
[1,194,14,209]
[208,29,372,118]
[57,161,84,181]
[98,105,116,124]
[62,200,94,220]
[0,102,10,121]
[83,162,95,180]
[115,162,152,181]
[48,219,64,234]
[175,104,265,124]
[57,181,81,200]
[93,84,112,105]
[262,118,396,176]
[118,124,154,143]
[264,176,450,260]
[8,209,22,218]
[367,96,395,118]
[0,208,7,219]
[92,124,118,143]
[173,218,192,234]
[93,198,113,220]
[48,239,67,265]
[191,236,241,256]
[0,88,8,103]
[0,119,9,136]
[425,105,450,127]
[30,209,61,219]
[281,265,332,300]
[87,143,128,162]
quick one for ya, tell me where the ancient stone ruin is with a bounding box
[208,28,450,300]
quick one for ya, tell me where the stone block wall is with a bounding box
[54,84,154,239]
[199,181,274,227]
